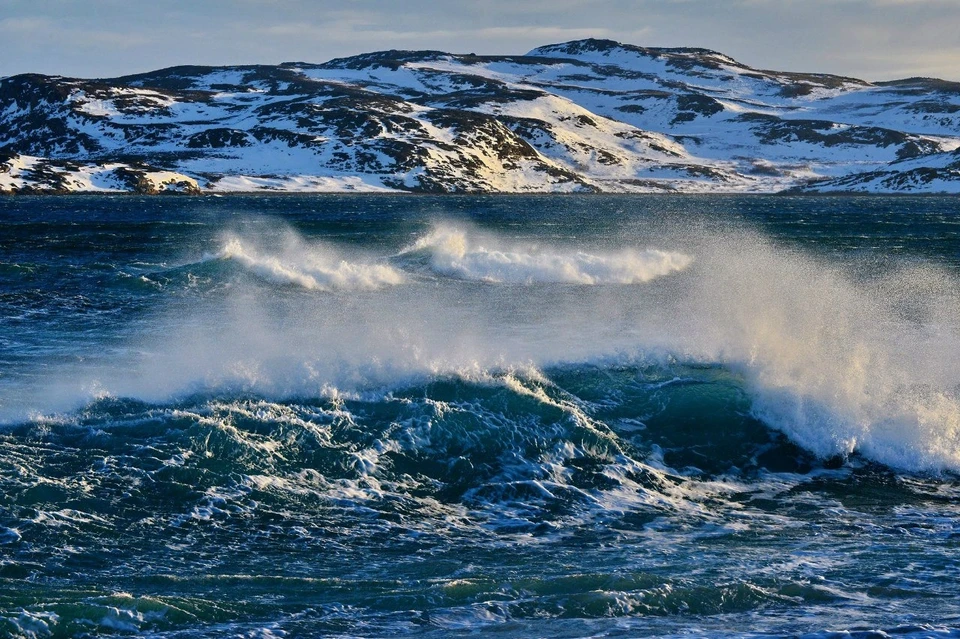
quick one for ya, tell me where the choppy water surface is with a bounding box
[1,194,959,638]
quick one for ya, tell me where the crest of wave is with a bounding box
[409,224,692,284]
[217,233,405,291]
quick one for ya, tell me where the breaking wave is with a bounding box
[680,237,960,473]
[213,234,405,291]
[402,224,693,284]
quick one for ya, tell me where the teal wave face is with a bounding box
[1,362,807,532]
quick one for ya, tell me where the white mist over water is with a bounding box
[6,221,960,472]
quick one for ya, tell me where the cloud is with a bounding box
[0,16,51,33]
[0,14,150,50]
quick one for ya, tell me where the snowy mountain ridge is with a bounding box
[2,38,960,194]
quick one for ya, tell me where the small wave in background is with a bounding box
[213,232,406,291]
[403,223,693,284]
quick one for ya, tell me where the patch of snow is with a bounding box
[209,174,397,192]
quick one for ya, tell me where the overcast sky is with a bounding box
[1,0,957,82]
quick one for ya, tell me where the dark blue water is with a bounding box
[1,195,960,638]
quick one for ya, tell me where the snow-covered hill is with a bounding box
[2,39,959,194]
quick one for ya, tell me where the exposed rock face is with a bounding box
[2,39,959,194]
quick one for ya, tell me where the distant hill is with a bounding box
[2,38,959,194]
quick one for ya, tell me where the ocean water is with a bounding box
[1,194,959,638]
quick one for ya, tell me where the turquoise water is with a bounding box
[1,195,959,637]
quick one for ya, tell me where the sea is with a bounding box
[1,194,959,638]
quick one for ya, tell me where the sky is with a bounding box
[0,0,958,82]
